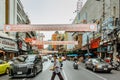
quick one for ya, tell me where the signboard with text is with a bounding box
[31,41,78,45]
[4,24,97,32]
[0,37,18,51]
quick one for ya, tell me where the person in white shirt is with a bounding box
[51,55,64,80]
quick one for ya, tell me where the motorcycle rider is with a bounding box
[73,56,79,69]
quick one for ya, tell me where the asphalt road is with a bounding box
[0,60,120,80]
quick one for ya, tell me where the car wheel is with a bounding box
[93,67,96,72]
[6,68,9,74]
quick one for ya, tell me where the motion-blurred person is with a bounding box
[50,55,64,80]
[58,56,63,69]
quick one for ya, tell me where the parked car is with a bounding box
[85,58,112,73]
[9,54,43,78]
[0,59,10,75]
[51,58,54,63]
[42,56,48,62]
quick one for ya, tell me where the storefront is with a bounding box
[0,36,18,60]
[99,40,113,59]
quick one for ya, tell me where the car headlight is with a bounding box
[108,65,112,68]
[10,64,14,68]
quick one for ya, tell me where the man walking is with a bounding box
[50,55,64,80]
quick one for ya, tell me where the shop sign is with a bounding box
[0,38,18,51]
[90,38,100,49]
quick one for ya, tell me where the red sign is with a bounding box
[38,45,44,49]
[25,38,33,42]
[90,38,101,49]
[25,38,36,43]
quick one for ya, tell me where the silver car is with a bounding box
[9,54,43,78]
[85,58,112,73]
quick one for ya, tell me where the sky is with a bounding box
[20,0,80,48]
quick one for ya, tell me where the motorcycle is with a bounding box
[73,61,78,69]
[110,61,120,71]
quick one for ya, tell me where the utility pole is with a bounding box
[103,0,105,21]
[87,34,90,53]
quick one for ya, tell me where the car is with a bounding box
[85,58,112,73]
[0,59,10,75]
[8,55,27,65]
[9,54,43,78]
[51,58,54,63]
[42,56,48,62]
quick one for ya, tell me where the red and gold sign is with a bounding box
[90,38,101,49]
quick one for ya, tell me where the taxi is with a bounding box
[0,59,10,75]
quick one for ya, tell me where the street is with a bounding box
[0,60,120,80]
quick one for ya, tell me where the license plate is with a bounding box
[17,71,22,74]
[104,68,107,70]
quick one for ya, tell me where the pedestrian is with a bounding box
[50,55,64,80]
[58,56,63,69]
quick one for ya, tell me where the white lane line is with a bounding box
[79,66,107,80]
[62,69,68,80]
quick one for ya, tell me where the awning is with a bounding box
[67,54,78,57]
[84,53,93,56]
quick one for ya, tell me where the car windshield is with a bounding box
[0,60,3,64]
[11,56,25,63]
[92,59,105,63]
[25,56,35,63]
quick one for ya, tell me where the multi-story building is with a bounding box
[36,33,44,50]
[73,0,120,59]
[0,0,36,60]
[52,31,59,50]
[65,32,75,51]
[57,33,66,53]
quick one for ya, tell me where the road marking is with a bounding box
[79,66,107,80]
[62,69,68,80]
